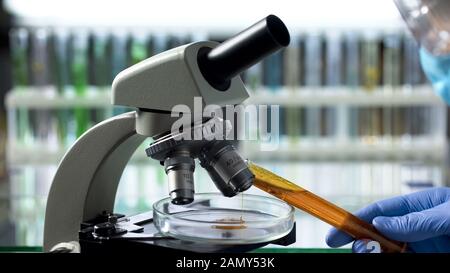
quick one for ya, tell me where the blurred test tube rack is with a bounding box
[3,26,450,248]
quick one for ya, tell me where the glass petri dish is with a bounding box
[153,193,294,245]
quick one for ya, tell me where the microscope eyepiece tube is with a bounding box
[198,14,290,90]
[164,156,195,205]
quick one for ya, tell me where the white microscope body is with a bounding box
[43,15,290,252]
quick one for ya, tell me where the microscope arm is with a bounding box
[43,111,146,251]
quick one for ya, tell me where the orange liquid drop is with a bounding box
[211,217,246,230]
[212,194,247,230]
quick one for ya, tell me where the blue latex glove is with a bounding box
[326,187,450,253]
[420,48,450,104]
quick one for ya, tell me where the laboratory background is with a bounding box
[0,0,447,251]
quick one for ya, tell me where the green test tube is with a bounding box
[130,31,149,65]
[92,30,112,122]
[110,31,128,115]
[71,30,89,137]
[49,29,72,146]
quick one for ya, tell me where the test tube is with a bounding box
[49,28,74,147]
[344,32,360,141]
[129,31,149,66]
[91,30,110,89]
[249,162,407,253]
[361,32,381,144]
[30,29,50,87]
[393,106,407,140]
[325,32,343,86]
[29,28,56,146]
[383,32,402,92]
[283,35,301,88]
[49,29,70,94]
[344,32,360,89]
[10,28,29,88]
[403,34,424,89]
[9,28,31,144]
[263,50,284,91]
[283,35,301,142]
[361,33,381,91]
[110,30,128,81]
[70,30,89,138]
[372,107,383,142]
[110,30,129,115]
[166,34,185,50]
[90,30,112,123]
[380,32,395,145]
[403,34,425,144]
[152,33,168,55]
[325,31,343,142]
[304,33,323,141]
[383,32,402,144]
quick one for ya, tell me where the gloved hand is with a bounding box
[326,187,450,253]
[420,48,450,104]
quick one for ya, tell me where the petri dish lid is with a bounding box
[153,193,294,245]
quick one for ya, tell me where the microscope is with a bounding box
[43,15,294,253]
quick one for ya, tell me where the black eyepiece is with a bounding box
[198,14,290,91]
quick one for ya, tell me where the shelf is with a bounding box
[6,143,152,166]
[5,87,112,109]
[246,86,444,107]
[6,85,443,110]
[242,140,447,162]
[6,85,447,164]
[7,140,447,165]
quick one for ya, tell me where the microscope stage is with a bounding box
[79,211,296,253]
